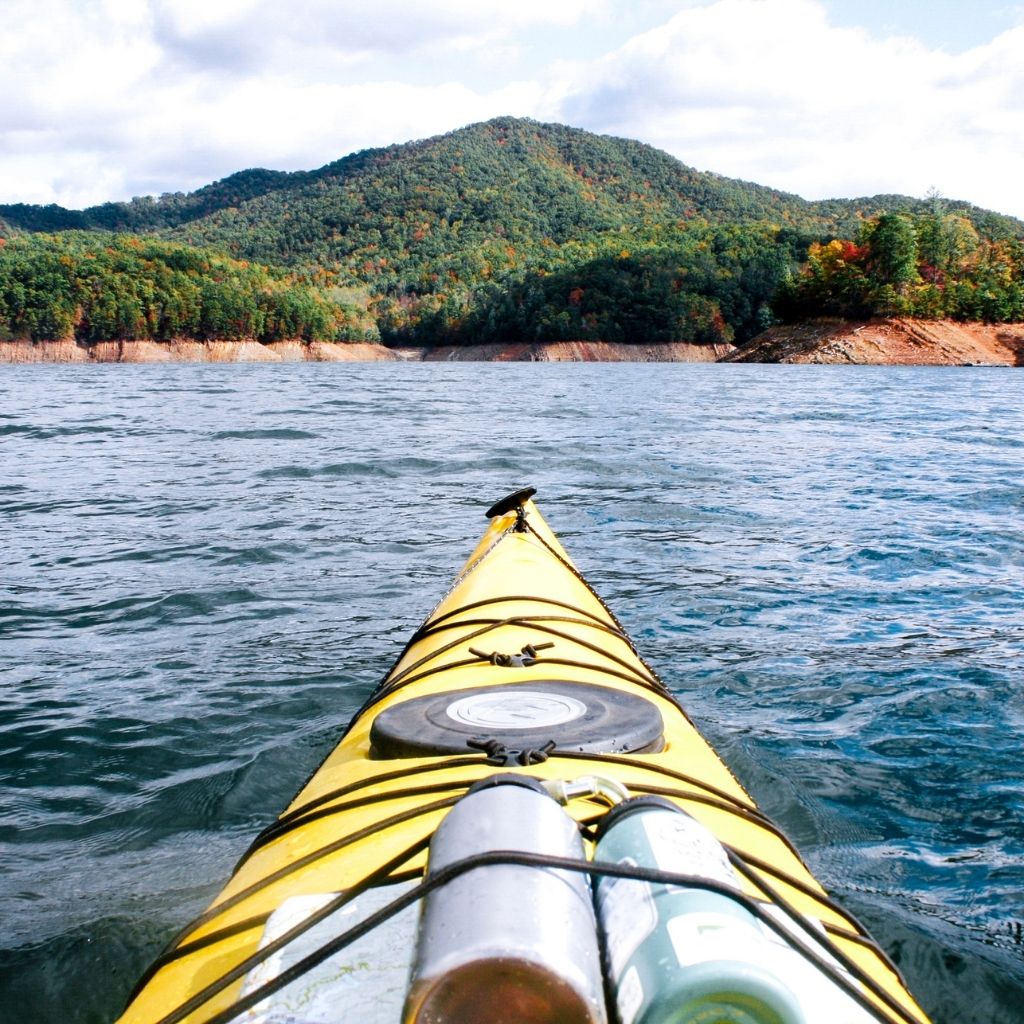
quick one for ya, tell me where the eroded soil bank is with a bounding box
[0,339,402,363]
[418,340,733,362]
[3,322,1023,364]
[0,338,732,363]
[727,318,1024,365]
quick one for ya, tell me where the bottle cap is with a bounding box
[594,795,688,843]
[465,773,551,798]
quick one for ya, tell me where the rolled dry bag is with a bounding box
[403,774,607,1024]
[593,797,806,1024]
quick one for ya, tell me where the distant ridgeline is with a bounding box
[2,118,1023,347]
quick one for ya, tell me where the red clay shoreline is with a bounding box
[0,338,732,364]
[1,319,1022,364]
[726,318,1024,365]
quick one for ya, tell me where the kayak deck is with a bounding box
[119,493,932,1024]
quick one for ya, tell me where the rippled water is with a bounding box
[1,363,1022,1024]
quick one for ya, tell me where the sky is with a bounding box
[2,0,1023,219]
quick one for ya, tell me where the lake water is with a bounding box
[1,362,1022,1024]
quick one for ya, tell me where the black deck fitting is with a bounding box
[485,487,537,519]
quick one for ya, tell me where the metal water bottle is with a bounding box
[594,797,806,1024]
[403,774,607,1024]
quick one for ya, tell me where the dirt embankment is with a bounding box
[0,338,733,364]
[420,340,734,362]
[0,339,402,363]
[728,319,1024,365]
[4,324,1022,365]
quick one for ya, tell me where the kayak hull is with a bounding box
[119,495,931,1024]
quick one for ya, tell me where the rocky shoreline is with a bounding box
[727,318,1024,365]
[0,338,733,364]
[417,340,733,362]
[0,338,401,363]
[2,320,1022,364]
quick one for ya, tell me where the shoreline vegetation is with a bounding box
[3,119,1023,366]
[2,319,1021,365]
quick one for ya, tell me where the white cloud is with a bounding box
[0,0,573,206]
[0,76,545,207]
[0,0,1022,220]
[557,0,1024,217]
[149,0,604,70]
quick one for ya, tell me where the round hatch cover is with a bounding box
[370,681,664,759]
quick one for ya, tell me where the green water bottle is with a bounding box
[593,797,807,1024]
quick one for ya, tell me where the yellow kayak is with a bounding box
[120,490,933,1024]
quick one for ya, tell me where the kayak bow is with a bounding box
[120,490,932,1024]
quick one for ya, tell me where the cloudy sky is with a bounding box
[3,0,1023,218]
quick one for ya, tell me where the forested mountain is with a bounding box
[2,118,1023,346]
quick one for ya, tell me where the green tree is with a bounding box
[868,214,919,289]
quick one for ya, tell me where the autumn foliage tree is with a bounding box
[776,209,1024,323]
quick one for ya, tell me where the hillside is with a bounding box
[0,234,378,347]
[6,119,1020,246]
[0,120,813,238]
[2,118,1024,351]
